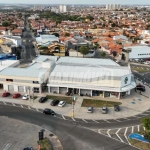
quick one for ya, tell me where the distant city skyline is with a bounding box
[1,0,150,5]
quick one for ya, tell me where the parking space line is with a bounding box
[132,126,134,133]
[12,103,15,106]
[71,117,76,121]
[3,102,6,105]
[114,119,121,122]
[62,115,66,120]
[143,127,145,131]
[124,117,130,120]
[92,120,99,123]
[138,125,140,132]
[124,127,131,145]
[28,106,31,109]
[103,120,110,123]
[21,105,23,108]
[82,119,88,123]
[107,129,111,137]
[36,108,39,112]
[115,128,124,143]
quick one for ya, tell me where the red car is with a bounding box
[2,92,10,97]
[13,93,21,98]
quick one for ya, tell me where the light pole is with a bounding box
[72,89,74,118]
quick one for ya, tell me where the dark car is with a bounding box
[51,100,60,106]
[39,97,48,103]
[2,91,10,97]
[43,108,55,115]
[136,84,145,92]
[114,105,120,112]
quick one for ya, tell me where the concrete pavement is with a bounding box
[0,90,150,120]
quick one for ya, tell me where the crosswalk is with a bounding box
[96,124,145,145]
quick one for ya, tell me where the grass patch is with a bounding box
[38,138,52,150]
[30,96,38,99]
[132,68,150,73]
[82,99,122,107]
[46,95,73,104]
[129,139,150,150]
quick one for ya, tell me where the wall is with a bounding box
[121,74,131,87]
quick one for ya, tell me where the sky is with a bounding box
[0,0,150,4]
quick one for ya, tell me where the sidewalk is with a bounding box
[0,90,150,120]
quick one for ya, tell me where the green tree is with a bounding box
[65,32,70,37]
[79,46,90,57]
[142,117,150,130]
[86,15,94,21]
[2,21,10,27]
[101,51,106,58]
[18,13,22,18]
[143,131,150,142]
[52,33,59,37]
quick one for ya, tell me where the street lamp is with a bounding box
[71,89,77,118]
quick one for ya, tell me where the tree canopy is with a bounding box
[79,46,90,57]
[101,51,106,58]
[2,21,10,27]
[142,117,150,131]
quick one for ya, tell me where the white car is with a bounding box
[22,94,29,100]
[144,61,150,65]
[58,101,66,107]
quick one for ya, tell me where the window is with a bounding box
[33,81,39,84]
[6,79,13,82]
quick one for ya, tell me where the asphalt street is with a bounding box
[0,104,139,150]
[22,17,36,63]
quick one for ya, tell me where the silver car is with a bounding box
[102,106,108,114]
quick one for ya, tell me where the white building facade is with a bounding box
[47,57,136,99]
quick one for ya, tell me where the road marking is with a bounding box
[92,120,99,123]
[71,117,76,121]
[124,127,131,145]
[124,117,130,120]
[132,126,134,133]
[3,102,6,105]
[21,105,23,108]
[12,103,15,106]
[36,108,39,112]
[82,119,88,123]
[143,127,145,131]
[137,125,140,132]
[28,106,31,109]
[115,128,124,142]
[104,120,110,123]
[62,115,66,120]
[107,129,111,137]
[114,119,121,122]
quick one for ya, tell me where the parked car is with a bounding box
[58,101,66,107]
[2,91,10,97]
[39,97,48,103]
[22,94,29,100]
[114,105,120,112]
[136,84,146,92]
[43,108,55,115]
[65,91,71,96]
[102,106,108,114]
[144,61,150,65]
[13,93,21,98]
[87,107,93,113]
[51,100,60,106]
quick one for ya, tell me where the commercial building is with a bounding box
[122,45,150,62]
[106,4,121,10]
[47,57,136,99]
[59,5,67,13]
[0,56,58,94]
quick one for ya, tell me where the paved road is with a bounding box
[0,104,138,150]
[22,17,36,63]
